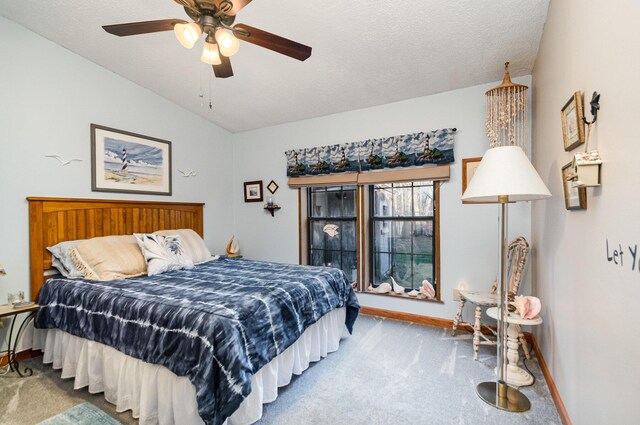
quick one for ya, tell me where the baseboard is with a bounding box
[524,334,572,425]
[360,306,572,425]
[0,349,42,367]
[360,306,455,329]
[359,306,494,335]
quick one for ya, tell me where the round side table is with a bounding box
[486,307,542,387]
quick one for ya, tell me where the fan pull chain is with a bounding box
[198,63,204,108]
[208,73,213,110]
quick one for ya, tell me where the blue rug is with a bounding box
[37,402,121,425]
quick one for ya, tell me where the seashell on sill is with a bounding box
[368,282,392,294]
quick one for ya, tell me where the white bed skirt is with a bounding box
[32,307,347,425]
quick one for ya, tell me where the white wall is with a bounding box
[531,1,640,423]
[0,17,233,336]
[232,77,533,320]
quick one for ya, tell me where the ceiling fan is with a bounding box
[102,0,312,78]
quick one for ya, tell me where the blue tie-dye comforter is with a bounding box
[35,257,360,425]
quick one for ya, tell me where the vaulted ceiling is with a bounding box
[0,0,550,133]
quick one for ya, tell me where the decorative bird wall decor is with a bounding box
[178,168,200,177]
[45,155,82,166]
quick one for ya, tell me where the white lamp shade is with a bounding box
[174,22,202,49]
[201,41,222,65]
[215,28,240,57]
[461,146,551,203]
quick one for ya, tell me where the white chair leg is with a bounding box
[473,306,482,361]
[451,298,466,336]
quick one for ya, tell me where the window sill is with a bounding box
[359,290,443,304]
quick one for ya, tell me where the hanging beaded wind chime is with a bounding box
[485,62,529,153]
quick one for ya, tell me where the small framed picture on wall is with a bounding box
[561,91,586,151]
[243,180,264,203]
[462,157,489,204]
[561,162,587,210]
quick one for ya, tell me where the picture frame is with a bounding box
[462,157,489,204]
[244,180,264,203]
[561,162,587,210]
[91,124,172,195]
[267,180,279,194]
[561,91,586,151]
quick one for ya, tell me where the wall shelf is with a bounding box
[264,205,281,217]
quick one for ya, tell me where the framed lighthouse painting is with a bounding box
[90,124,172,195]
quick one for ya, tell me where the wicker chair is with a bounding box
[451,236,530,360]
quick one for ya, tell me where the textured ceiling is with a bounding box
[0,0,549,133]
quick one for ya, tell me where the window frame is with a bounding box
[368,182,437,294]
[299,181,441,303]
[306,186,358,284]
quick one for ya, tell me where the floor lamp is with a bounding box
[461,146,550,412]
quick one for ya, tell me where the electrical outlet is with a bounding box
[452,288,461,301]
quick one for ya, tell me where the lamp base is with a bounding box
[476,381,531,412]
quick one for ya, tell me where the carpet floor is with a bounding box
[0,315,561,425]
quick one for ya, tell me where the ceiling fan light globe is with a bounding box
[201,42,222,65]
[174,22,202,49]
[215,28,240,57]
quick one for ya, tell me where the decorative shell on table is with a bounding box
[226,236,241,257]
[419,280,435,299]
[510,295,542,319]
[368,282,392,294]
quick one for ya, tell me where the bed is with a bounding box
[27,197,359,425]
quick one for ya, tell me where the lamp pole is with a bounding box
[476,195,531,412]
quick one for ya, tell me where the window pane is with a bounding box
[326,188,344,216]
[413,255,434,288]
[413,184,434,217]
[373,185,393,217]
[342,251,357,283]
[342,189,356,216]
[373,221,391,252]
[310,191,328,217]
[391,221,412,254]
[325,250,342,270]
[342,221,356,251]
[311,220,326,250]
[373,252,392,284]
[412,221,433,255]
[324,222,342,250]
[392,187,412,216]
[391,253,413,290]
[310,249,326,267]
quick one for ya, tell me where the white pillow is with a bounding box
[134,234,194,276]
[154,229,213,264]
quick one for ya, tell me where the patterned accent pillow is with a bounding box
[134,234,194,276]
[154,229,213,264]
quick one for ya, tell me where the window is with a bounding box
[370,182,436,293]
[307,186,358,284]
[304,181,439,301]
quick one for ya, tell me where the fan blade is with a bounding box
[233,24,311,61]
[214,0,253,16]
[213,55,234,78]
[103,19,187,37]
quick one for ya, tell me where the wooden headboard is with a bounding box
[28,197,204,301]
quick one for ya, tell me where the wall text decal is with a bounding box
[606,239,639,273]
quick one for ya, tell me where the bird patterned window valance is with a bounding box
[285,128,456,177]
